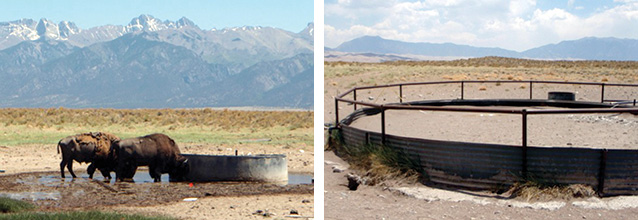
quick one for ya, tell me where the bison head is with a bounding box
[169,157,190,182]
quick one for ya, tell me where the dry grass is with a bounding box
[508,182,595,202]
[324,57,638,89]
[327,132,421,186]
[0,108,313,146]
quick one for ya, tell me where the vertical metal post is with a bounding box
[529,81,533,99]
[522,109,528,180]
[353,89,357,110]
[601,83,605,103]
[399,85,403,103]
[365,132,370,146]
[597,149,608,197]
[335,98,339,127]
[634,99,636,106]
[381,108,386,145]
[461,81,465,100]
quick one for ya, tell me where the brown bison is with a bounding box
[114,133,188,182]
[57,132,120,179]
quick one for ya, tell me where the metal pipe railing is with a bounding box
[334,80,638,150]
[333,80,638,196]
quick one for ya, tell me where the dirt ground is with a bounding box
[349,109,638,149]
[325,151,638,220]
[324,60,638,219]
[0,143,314,219]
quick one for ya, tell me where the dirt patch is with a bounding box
[0,171,312,210]
[0,141,314,219]
[325,151,638,219]
[348,109,638,148]
[325,60,638,219]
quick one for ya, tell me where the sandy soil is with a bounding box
[324,60,638,219]
[325,151,638,220]
[349,109,638,149]
[0,142,314,219]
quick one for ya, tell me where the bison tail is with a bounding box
[57,142,60,154]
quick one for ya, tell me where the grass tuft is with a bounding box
[508,181,595,201]
[328,130,422,186]
[0,197,35,213]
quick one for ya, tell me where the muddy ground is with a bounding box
[0,171,312,210]
[0,143,314,219]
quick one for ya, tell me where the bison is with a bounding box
[57,132,120,179]
[114,133,188,182]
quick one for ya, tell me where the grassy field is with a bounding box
[324,57,638,90]
[0,108,313,146]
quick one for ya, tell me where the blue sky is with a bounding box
[0,0,313,32]
[325,0,638,51]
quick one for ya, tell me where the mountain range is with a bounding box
[0,15,314,109]
[328,36,638,61]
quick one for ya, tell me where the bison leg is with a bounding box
[116,164,136,182]
[59,161,66,178]
[87,163,96,179]
[149,165,162,182]
[99,168,112,179]
[65,160,77,178]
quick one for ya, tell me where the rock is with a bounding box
[325,160,338,165]
[253,209,274,217]
[332,165,346,173]
[290,209,299,215]
[302,199,311,203]
[347,173,363,190]
[368,96,374,100]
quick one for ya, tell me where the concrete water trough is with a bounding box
[181,154,288,183]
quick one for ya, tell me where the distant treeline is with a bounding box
[325,56,638,69]
[0,108,313,131]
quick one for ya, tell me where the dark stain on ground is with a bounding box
[0,171,313,211]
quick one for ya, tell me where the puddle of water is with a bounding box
[0,191,61,201]
[288,173,313,185]
[20,172,313,186]
[90,172,169,184]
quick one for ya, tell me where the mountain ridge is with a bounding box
[330,35,638,61]
[0,15,314,109]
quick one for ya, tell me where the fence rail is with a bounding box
[334,80,638,196]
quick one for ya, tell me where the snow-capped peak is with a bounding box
[126,15,198,32]
[127,14,165,32]
[36,18,62,40]
[299,22,314,40]
[176,17,196,28]
[58,21,80,38]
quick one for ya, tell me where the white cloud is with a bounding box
[325,0,638,51]
[509,0,536,16]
